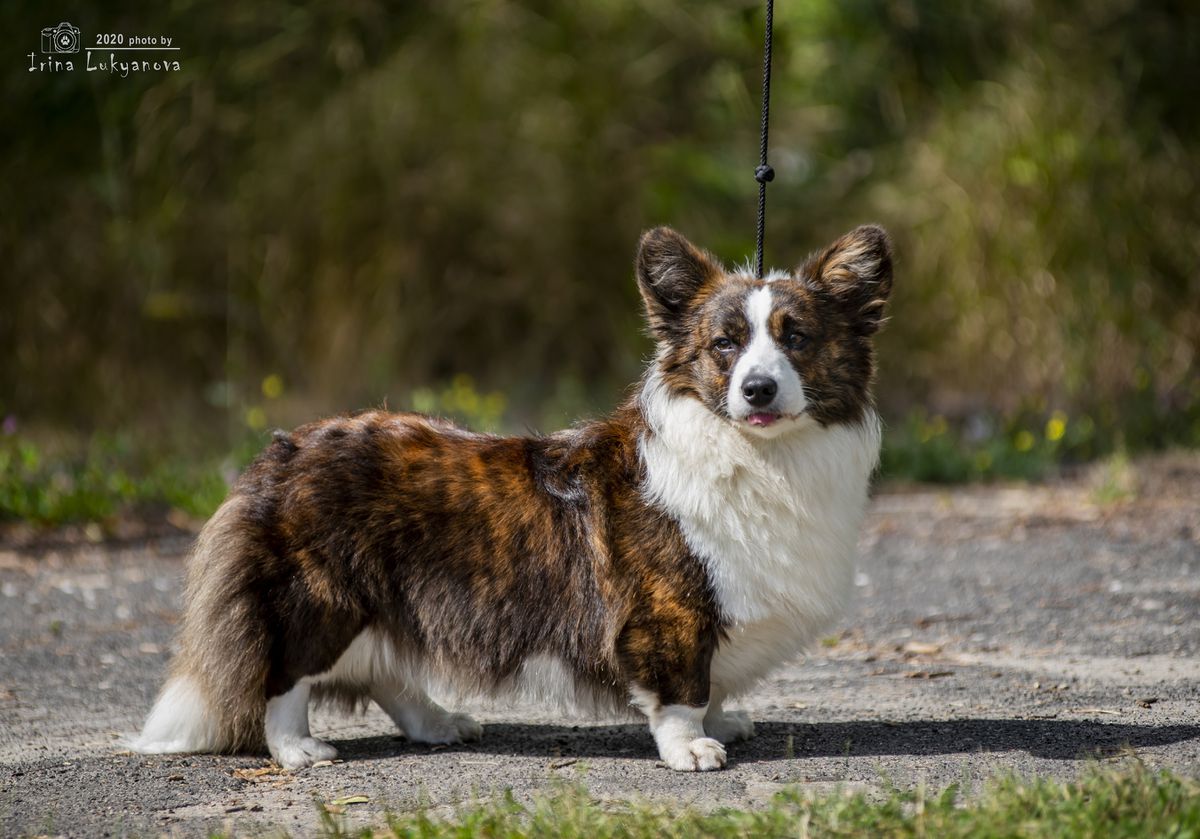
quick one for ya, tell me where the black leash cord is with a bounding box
[754,0,775,279]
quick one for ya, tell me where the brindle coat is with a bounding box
[159,224,892,756]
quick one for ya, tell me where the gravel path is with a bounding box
[2,453,1198,836]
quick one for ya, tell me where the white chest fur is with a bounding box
[638,372,880,695]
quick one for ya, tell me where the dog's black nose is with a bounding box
[741,375,778,407]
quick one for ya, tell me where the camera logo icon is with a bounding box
[41,21,81,54]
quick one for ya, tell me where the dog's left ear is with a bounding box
[802,225,893,335]
[636,227,721,340]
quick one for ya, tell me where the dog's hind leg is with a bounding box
[265,681,338,769]
[370,682,482,745]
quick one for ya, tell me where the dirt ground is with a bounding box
[2,452,1198,837]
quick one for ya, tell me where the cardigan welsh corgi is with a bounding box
[133,224,892,771]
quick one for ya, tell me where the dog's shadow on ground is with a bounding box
[333,719,1200,764]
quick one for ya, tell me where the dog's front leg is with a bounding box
[632,690,726,771]
[621,621,725,771]
[703,688,756,744]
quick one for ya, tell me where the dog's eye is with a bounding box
[712,337,736,353]
[785,331,809,350]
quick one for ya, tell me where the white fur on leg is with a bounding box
[632,688,726,771]
[265,682,337,769]
[652,704,727,771]
[130,675,220,754]
[370,683,482,744]
[703,704,756,744]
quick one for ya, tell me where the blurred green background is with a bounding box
[2,1,1198,523]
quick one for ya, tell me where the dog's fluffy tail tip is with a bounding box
[125,735,190,754]
[129,675,220,755]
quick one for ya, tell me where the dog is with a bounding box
[132,224,892,771]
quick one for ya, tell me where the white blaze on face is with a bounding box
[727,286,806,429]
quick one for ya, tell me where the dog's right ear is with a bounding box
[635,227,721,340]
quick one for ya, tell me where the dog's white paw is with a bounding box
[408,711,482,745]
[270,736,338,769]
[661,736,727,771]
[704,710,755,744]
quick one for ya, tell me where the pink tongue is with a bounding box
[748,412,777,427]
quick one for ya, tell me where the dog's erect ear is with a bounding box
[802,225,893,335]
[636,227,721,339]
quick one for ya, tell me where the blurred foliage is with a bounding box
[2,1,1198,488]
[0,431,257,526]
[411,374,509,433]
[881,407,1100,483]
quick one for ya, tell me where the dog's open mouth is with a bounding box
[742,410,807,429]
[746,412,780,427]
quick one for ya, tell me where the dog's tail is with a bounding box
[131,495,271,754]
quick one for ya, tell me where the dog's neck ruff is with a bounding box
[637,367,880,628]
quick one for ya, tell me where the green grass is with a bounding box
[0,433,258,528]
[880,408,1100,484]
[298,762,1200,839]
[879,386,1200,485]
